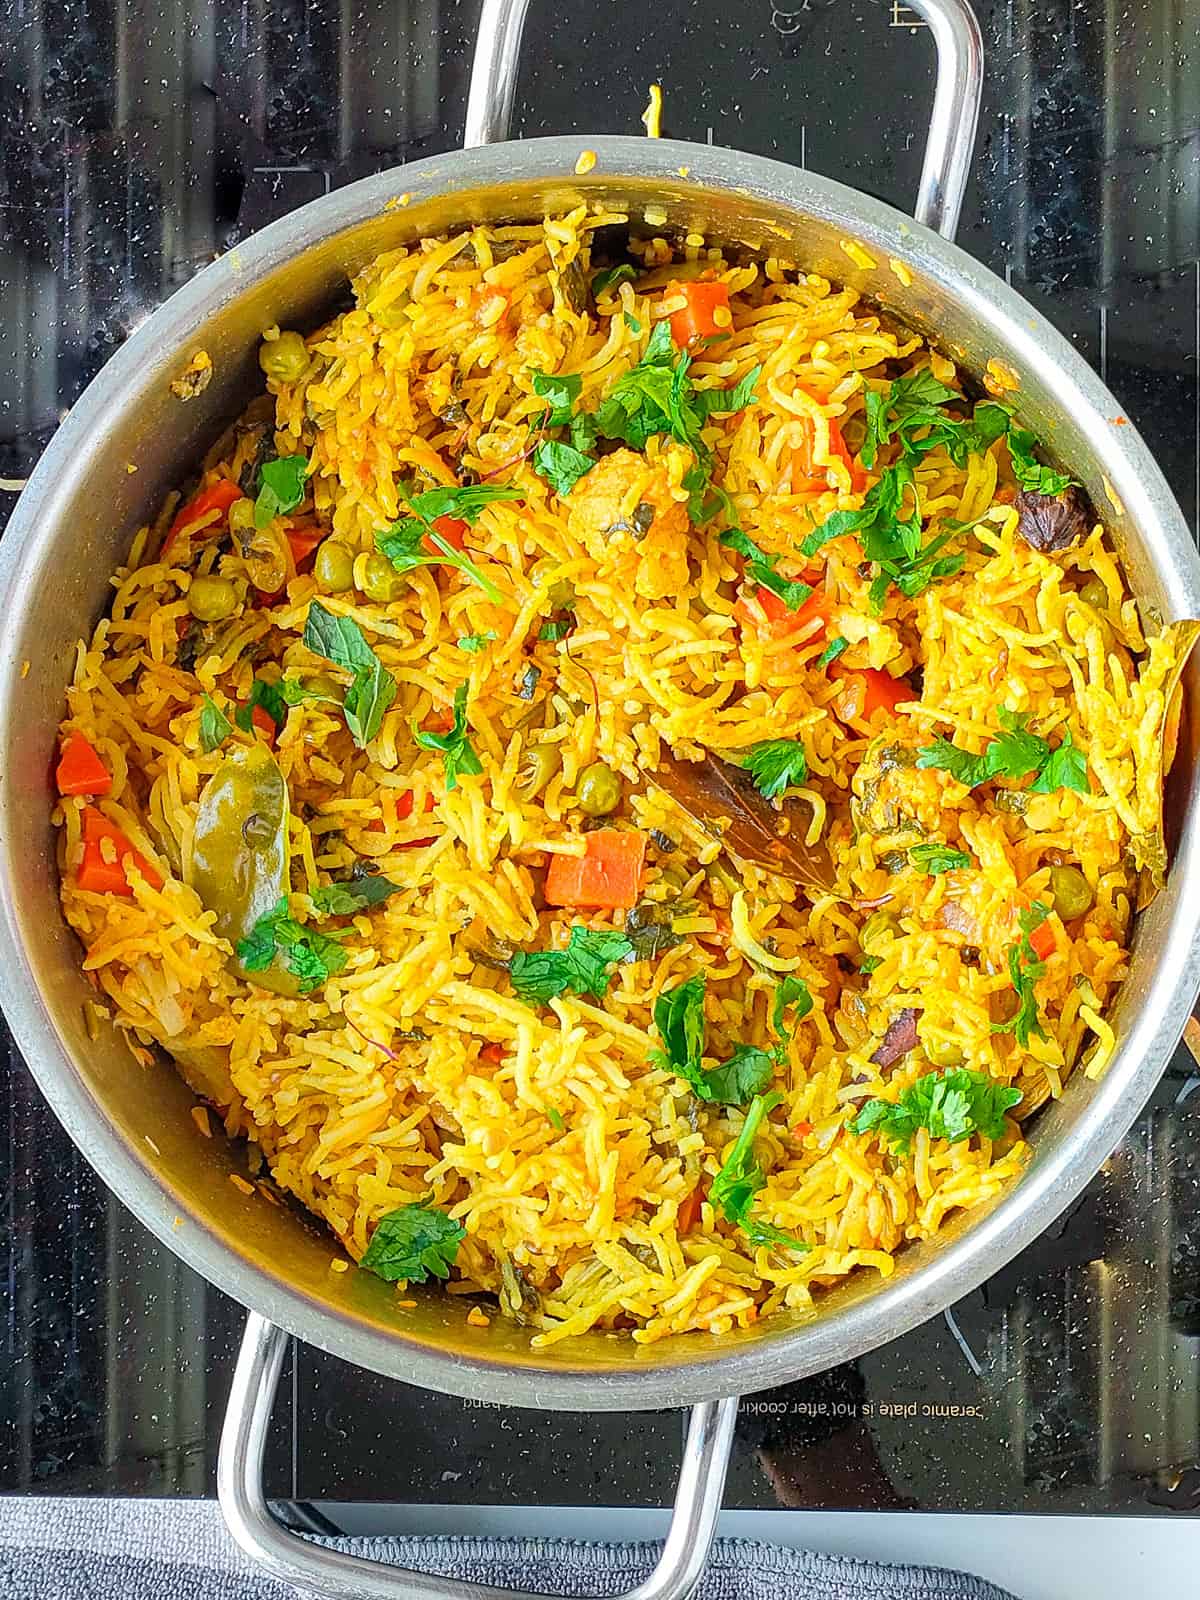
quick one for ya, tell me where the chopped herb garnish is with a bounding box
[992,902,1052,1047]
[199,694,233,753]
[592,264,639,297]
[545,1105,565,1132]
[531,370,582,427]
[1006,425,1075,496]
[236,895,350,992]
[413,683,482,790]
[235,678,287,734]
[457,631,497,653]
[859,955,882,975]
[311,872,403,915]
[531,439,597,497]
[816,636,849,668]
[623,897,690,961]
[302,602,397,748]
[377,507,506,606]
[623,309,642,334]
[916,709,1088,794]
[360,1202,465,1283]
[908,842,971,875]
[253,454,308,528]
[652,975,776,1105]
[853,1068,1022,1152]
[508,924,633,1003]
[710,1092,808,1253]
[738,739,809,801]
[771,976,813,1063]
[720,528,812,610]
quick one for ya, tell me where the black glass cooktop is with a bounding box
[2,0,1199,1519]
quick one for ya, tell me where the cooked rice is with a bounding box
[53,207,1191,1345]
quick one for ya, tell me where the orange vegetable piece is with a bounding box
[285,521,325,567]
[249,704,277,743]
[792,1120,814,1138]
[676,1185,704,1234]
[834,666,911,719]
[77,806,163,895]
[544,829,647,910]
[163,478,243,557]
[1028,919,1056,962]
[422,514,468,556]
[826,418,868,493]
[56,733,111,797]
[736,583,833,644]
[668,280,730,346]
[479,1043,505,1066]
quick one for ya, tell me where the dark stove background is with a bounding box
[2,0,1199,1517]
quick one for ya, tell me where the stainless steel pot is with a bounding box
[2,1,1199,1595]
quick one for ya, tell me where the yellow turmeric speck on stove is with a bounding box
[642,84,663,138]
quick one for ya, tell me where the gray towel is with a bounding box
[0,1496,1019,1600]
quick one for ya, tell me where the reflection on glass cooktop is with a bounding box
[2,0,1199,1517]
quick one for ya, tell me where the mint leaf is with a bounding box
[235,678,287,734]
[254,455,308,528]
[377,514,503,605]
[739,739,808,801]
[405,483,523,525]
[236,895,349,992]
[303,603,396,748]
[413,684,482,789]
[199,694,233,753]
[508,925,633,1003]
[361,1203,465,1283]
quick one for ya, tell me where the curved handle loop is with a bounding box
[218,1313,739,1600]
[464,0,983,241]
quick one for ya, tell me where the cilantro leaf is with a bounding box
[235,678,287,734]
[532,440,596,497]
[703,1044,775,1105]
[531,370,582,427]
[199,694,233,753]
[909,842,971,874]
[816,636,849,669]
[692,365,761,420]
[739,739,808,800]
[360,1203,465,1283]
[1029,727,1089,794]
[1006,426,1075,496]
[652,975,779,1104]
[457,631,496,653]
[651,973,708,1093]
[853,1068,1022,1152]
[720,528,812,610]
[236,895,349,992]
[772,975,814,1042]
[377,515,503,605]
[413,683,482,789]
[253,455,308,528]
[508,925,633,1003]
[710,1092,808,1253]
[917,709,1087,795]
[311,871,403,915]
[861,369,962,469]
[592,264,639,297]
[302,603,397,748]
[992,902,1051,1047]
[405,483,524,525]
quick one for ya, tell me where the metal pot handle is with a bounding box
[464,0,983,243]
[219,1313,739,1600]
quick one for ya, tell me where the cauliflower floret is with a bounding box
[566,448,690,600]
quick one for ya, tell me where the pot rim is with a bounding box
[3,134,1198,1411]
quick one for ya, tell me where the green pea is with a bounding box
[518,742,561,799]
[360,552,404,602]
[577,762,622,817]
[187,574,240,622]
[258,331,309,384]
[1049,864,1094,922]
[859,910,900,955]
[314,540,355,593]
[1080,577,1108,611]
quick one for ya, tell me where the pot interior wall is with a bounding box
[3,144,1199,1406]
